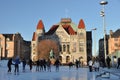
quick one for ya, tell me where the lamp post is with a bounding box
[100,0,108,60]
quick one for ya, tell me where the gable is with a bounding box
[55,25,70,39]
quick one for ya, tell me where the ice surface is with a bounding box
[0,60,119,80]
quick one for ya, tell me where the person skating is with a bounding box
[88,59,93,72]
[7,58,13,73]
[46,59,51,72]
[117,57,120,69]
[22,58,26,72]
[106,56,111,69]
[29,59,33,71]
[14,56,20,75]
[54,59,60,72]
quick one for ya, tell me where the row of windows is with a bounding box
[60,43,85,53]
[114,38,120,41]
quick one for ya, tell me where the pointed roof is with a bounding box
[45,25,59,35]
[78,19,85,29]
[36,20,44,30]
[32,32,36,41]
[62,25,76,35]
[45,24,76,35]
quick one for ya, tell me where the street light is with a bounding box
[100,0,108,60]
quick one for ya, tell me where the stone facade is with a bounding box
[108,29,120,57]
[31,18,92,65]
[0,33,23,59]
[22,40,31,60]
[0,33,31,60]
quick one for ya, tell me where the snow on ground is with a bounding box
[0,60,119,80]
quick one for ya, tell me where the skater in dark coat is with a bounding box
[29,59,33,71]
[14,56,20,75]
[22,58,26,72]
[106,56,111,69]
[36,59,40,71]
[46,59,51,72]
[54,59,60,72]
[7,58,13,72]
[117,57,120,69]
[75,59,79,70]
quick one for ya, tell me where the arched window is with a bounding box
[67,45,70,52]
[59,56,62,62]
[63,45,66,52]
[66,56,70,63]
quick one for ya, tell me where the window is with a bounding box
[72,43,76,52]
[66,56,70,63]
[33,52,35,55]
[63,45,66,52]
[79,43,84,46]
[67,45,70,52]
[33,44,35,47]
[115,43,118,47]
[114,38,118,41]
[80,32,83,36]
[79,32,84,38]
[79,47,84,52]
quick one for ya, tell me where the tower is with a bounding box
[31,20,45,61]
[77,19,87,62]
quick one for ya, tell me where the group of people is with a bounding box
[88,56,112,72]
[35,58,61,72]
[7,56,35,75]
[7,57,61,75]
[88,59,100,72]
[88,56,120,72]
[7,56,21,75]
[7,56,120,75]
[36,58,51,72]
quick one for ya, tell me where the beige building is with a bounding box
[0,33,31,60]
[108,29,120,66]
[31,18,92,64]
[0,33,23,59]
[109,29,120,57]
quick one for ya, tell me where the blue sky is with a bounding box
[0,0,120,55]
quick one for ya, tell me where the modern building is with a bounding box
[86,31,92,62]
[31,18,92,65]
[98,35,109,60]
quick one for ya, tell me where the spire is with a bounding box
[32,32,36,41]
[78,19,85,29]
[36,20,44,30]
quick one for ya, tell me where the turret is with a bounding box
[36,20,45,37]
